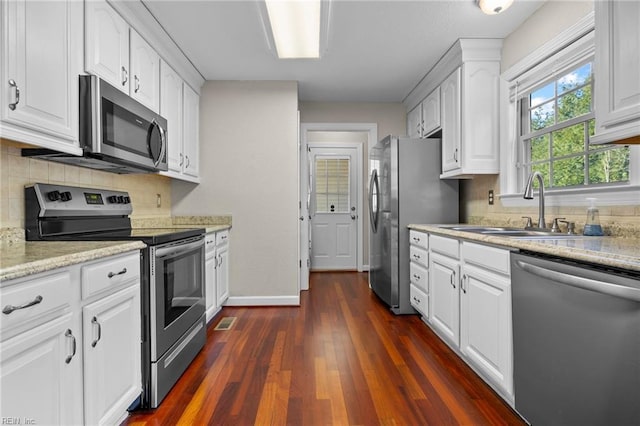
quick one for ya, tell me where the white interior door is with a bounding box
[310,147,358,270]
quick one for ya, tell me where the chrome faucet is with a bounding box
[523,171,546,228]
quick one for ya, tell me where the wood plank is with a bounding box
[123,272,524,426]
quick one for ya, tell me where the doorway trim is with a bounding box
[300,122,377,283]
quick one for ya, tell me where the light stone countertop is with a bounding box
[0,240,146,282]
[409,224,640,273]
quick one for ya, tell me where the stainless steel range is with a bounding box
[25,183,206,409]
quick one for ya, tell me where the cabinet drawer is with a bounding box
[410,284,428,317]
[409,230,428,251]
[205,233,216,254]
[81,253,140,300]
[462,242,510,275]
[216,230,230,245]
[1,271,71,333]
[430,234,459,259]
[410,262,428,292]
[409,245,428,268]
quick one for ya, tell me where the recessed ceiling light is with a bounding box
[478,0,514,15]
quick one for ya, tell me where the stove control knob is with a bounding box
[123,196,131,204]
[60,191,72,202]
[117,195,125,204]
[47,190,61,201]
[107,195,118,204]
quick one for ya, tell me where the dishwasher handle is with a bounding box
[515,259,640,302]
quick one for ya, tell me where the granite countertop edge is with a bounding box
[1,241,147,282]
[409,224,640,273]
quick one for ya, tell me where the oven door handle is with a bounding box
[155,239,204,259]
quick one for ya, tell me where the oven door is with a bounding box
[150,236,205,361]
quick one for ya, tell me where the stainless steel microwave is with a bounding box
[22,75,168,174]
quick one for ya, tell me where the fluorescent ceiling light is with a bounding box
[265,0,321,58]
[478,0,514,15]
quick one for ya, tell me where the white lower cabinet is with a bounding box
[0,251,142,425]
[0,312,81,425]
[205,229,230,322]
[82,284,141,425]
[424,232,514,405]
[429,251,460,347]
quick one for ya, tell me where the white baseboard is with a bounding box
[224,295,300,306]
[361,264,370,272]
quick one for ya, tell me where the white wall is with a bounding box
[501,0,594,71]
[172,81,299,303]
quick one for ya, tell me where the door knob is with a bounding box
[299,216,304,221]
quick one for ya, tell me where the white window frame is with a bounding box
[499,12,640,207]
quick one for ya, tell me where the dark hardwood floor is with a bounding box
[125,272,524,425]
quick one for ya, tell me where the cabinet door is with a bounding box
[216,244,229,307]
[83,285,141,426]
[1,313,81,425]
[160,60,184,173]
[407,104,422,138]
[205,254,217,322]
[460,264,513,398]
[182,84,200,178]
[429,252,459,348]
[421,87,441,137]
[595,0,640,129]
[440,68,461,173]
[2,0,81,146]
[130,30,160,113]
[85,0,129,93]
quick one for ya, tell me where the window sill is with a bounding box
[499,184,640,207]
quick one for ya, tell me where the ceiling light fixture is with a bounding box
[259,0,331,59]
[265,0,321,58]
[478,0,514,15]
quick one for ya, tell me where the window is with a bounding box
[314,157,350,213]
[520,61,630,189]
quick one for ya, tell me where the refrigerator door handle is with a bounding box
[369,169,379,233]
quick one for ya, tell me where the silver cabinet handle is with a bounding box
[121,67,128,86]
[413,254,421,261]
[412,295,422,304]
[8,79,20,110]
[134,75,140,93]
[185,155,190,168]
[515,260,640,302]
[91,316,101,347]
[218,254,222,266]
[65,329,76,364]
[453,148,458,162]
[413,273,421,280]
[179,153,184,166]
[412,237,421,243]
[220,235,227,241]
[450,271,456,289]
[107,267,127,278]
[461,274,467,294]
[3,295,43,314]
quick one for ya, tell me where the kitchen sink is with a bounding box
[438,225,586,239]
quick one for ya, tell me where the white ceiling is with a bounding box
[143,0,545,103]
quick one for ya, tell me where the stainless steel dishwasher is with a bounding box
[511,251,640,426]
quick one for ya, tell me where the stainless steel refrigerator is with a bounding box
[368,135,459,314]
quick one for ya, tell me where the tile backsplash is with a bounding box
[461,175,640,237]
[0,138,172,229]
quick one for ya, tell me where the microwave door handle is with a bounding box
[157,123,167,167]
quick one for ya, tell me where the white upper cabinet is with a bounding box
[421,87,441,137]
[592,0,640,144]
[403,39,502,178]
[85,0,130,93]
[160,60,184,173]
[182,83,200,179]
[1,0,82,154]
[406,87,441,139]
[129,30,160,113]
[86,0,160,113]
[441,68,461,173]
